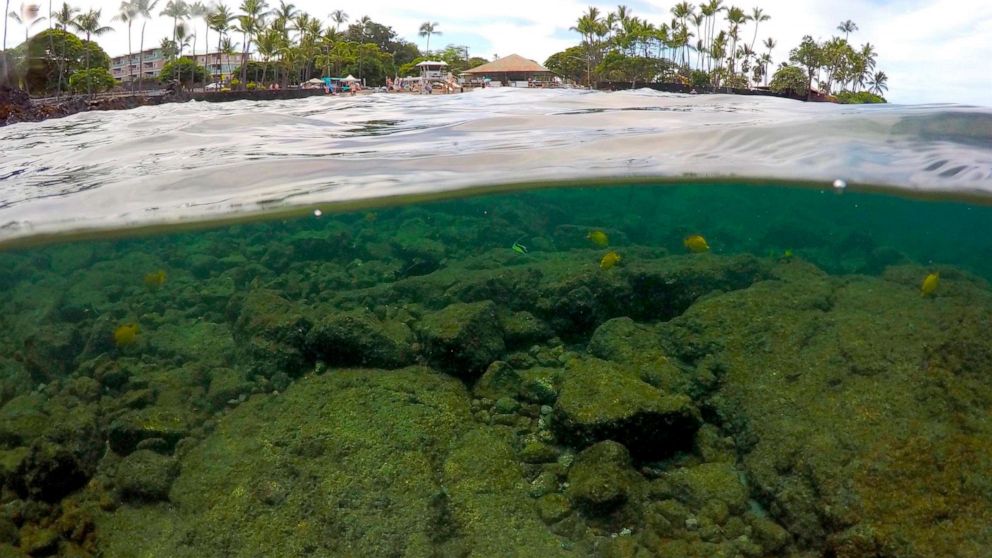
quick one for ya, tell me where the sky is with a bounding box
[4,0,991,105]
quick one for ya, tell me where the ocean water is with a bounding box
[0,90,992,557]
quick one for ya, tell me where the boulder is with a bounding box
[419,301,505,379]
[231,290,311,376]
[663,462,749,514]
[107,408,190,455]
[11,442,89,503]
[565,441,642,516]
[114,450,179,502]
[306,310,415,368]
[552,358,700,460]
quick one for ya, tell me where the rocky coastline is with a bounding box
[0,86,327,127]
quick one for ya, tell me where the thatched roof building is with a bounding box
[462,54,555,82]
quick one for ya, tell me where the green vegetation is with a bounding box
[67,66,115,92]
[835,90,886,104]
[8,28,110,95]
[546,4,889,102]
[159,57,206,87]
[769,65,808,97]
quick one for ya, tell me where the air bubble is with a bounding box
[313,209,323,217]
[833,179,847,189]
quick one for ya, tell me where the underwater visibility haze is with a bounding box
[0,89,992,557]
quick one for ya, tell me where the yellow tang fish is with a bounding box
[587,230,609,247]
[144,270,167,287]
[921,272,940,297]
[684,234,710,253]
[600,251,621,270]
[114,324,140,347]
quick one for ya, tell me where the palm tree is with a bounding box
[187,1,206,87]
[112,1,138,87]
[273,0,294,23]
[236,0,269,84]
[7,6,46,45]
[418,21,439,56]
[160,0,188,56]
[758,52,771,85]
[762,37,775,84]
[53,1,77,29]
[70,8,113,94]
[132,0,159,90]
[837,19,857,42]
[3,0,10,51]
[724,5,746,75]
[209,3,233,82]
[748,6,769,52]
[867,70,887,95]
[329,8,346,32]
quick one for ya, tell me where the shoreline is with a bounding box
[0,87,328,127]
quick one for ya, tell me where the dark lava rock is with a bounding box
[419,301,505,379]
[18,524,58,556]
[231,290,311,376]
[565,441,642,515]
[11,442,89,503]
[115,449,179,502]
[552,358,700,460]
[306,309,415,368]
[587,317,664,363]
[107,408,190,455]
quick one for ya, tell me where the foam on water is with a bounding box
[0,88,990,246]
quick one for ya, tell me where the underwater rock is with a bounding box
[17,524,58,556]
[551,358,700,460]
[587,317,665,363]
[306,309,415,369]
[535,493,571,525]
[205,368,252,411]
[10,442,89,503]
[473,361,522,401]
[107,408,190,455]
[19,325,84,383]
[663,463,749,514]
[114,450,179,502]
[565,441,642,516]
[419,301,505,379]
[443,428,571,556]
[500,311,554,348]
[231,290,311,376]
[0,395,51,447]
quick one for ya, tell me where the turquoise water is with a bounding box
[1,91,992,557]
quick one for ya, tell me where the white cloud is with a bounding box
[3,0,990,104]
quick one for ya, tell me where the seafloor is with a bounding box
[0,184,990,557]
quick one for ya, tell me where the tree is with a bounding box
[837,19,857,42]
[208,3,234,82]
[789,35,822,99]
[159,0,188,53]
[769,64,807,97]
[68,66,114,92]
[329,9,346,31]
[236,0,269,83]
[132,0,159,90]
[159,56,205,87]
[112,1,138,87]
[70,8,113,94]
[748,6,769,53]
[867,70,887,95]
[10,28,109,94]
[8,5,47,46]
[417,21,439,56]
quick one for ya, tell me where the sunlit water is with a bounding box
[1,90,992,557]
[0,88,990,246]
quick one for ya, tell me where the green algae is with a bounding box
[0,183,991,556]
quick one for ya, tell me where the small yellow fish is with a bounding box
[114,324,140,347]
[684,234,710,253]
[921,272,940,297]
[600,251,621,270]
[144,270,167,288]
[587,230,609,247]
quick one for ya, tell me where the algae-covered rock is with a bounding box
[96,367,473,557]
[114,450,178,502]
[587,317,664,363]
[500,311,553,348]
[231,290,311,376]
[19,324,84,382]
[443,427,571,557]
[565,441,642,516]
[473,361,522,401]
[107,408,190,455]
[205,368,252,411]
[663,462,749,514]
[420,301,505,379]
[11,442,89,503]
[552,358,700,460]
[306,309,415,368]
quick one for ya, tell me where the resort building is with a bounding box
[462,54,556,87]
[110,48,241,83]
